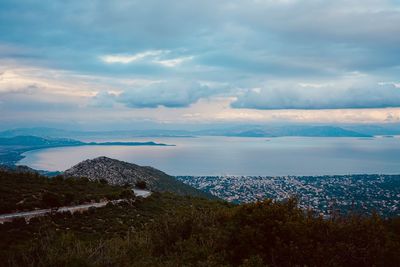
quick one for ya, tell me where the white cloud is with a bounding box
[100,50,192,67]
[379,82,400,88]
[0,67,96,97]
[153,56,193,67]
[100,50,165,64]
[298,83,333,88]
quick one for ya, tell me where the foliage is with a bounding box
[135,180,147,189]
[41,191,62,208]
[0,170,134,213]
[1,193,399,267]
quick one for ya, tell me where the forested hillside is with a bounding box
[0,170,133,213]
[1,174,399,266]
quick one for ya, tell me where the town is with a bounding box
[177,174,400,217]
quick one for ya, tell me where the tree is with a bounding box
[135,180,147,189]
[42,191,62,208]
[64,192,75,205]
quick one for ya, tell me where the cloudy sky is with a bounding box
[1,0,400,130]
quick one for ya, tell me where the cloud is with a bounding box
[117,80,222,108]
[100,50,164,64]
[250,1,400,42]
[100,50,193,68]
[89,91,119,108]
[231,83,400,110]
[2,0,399,76]
[1,0,400,127]
[0,66,96,97]
[153,56,193,67]
[0,84,80,112]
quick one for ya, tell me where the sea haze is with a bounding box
[18,136,400,176]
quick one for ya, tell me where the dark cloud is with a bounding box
[1,0,399,76]
[117,81,221,108]
[231,83,400,110]
[0,0,400,118]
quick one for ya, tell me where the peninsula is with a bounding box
[0,136,172,166]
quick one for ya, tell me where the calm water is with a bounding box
[18,136,400,176]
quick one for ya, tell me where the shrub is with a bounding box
[135,180,147,189]
[41,192,62,208]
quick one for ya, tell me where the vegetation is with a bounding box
[1,191,399,267]
[64,156,218,199]
[1,170,399,266]
[0,193,226,264]
[0,170,134,213]
[135,180,147,189]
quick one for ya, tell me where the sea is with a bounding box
[18,136,400,176]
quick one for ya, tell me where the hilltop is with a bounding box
[64,156,215,199]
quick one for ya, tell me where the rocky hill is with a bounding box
[64,157,215,199]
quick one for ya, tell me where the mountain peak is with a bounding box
[79,156,143,166]
[64,157,154,187]
[64,157,216,199]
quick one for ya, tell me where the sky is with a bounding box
[1,0,400,130]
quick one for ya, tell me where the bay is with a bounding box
[18,136,400,176]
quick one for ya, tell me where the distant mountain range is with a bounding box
[195,125,373,137]
[64,156,215,199]
[0,136,170,166]
[0,136,170,147]
[0,136,83,146]
[0,164,61,177]
[2,124,398,139]
[0,128,193,139]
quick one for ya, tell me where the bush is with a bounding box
[2,192,400,267]
[119,189,135,199]
[41,192,62,208]
[20,198,400,266]
[0,170,130,212]
[99,179,108,184]
[135,180,147,189]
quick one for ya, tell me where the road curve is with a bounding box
[0,189,152,224]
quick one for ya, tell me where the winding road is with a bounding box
[0,189,152,224]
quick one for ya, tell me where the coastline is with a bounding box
[0,141,174,167]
